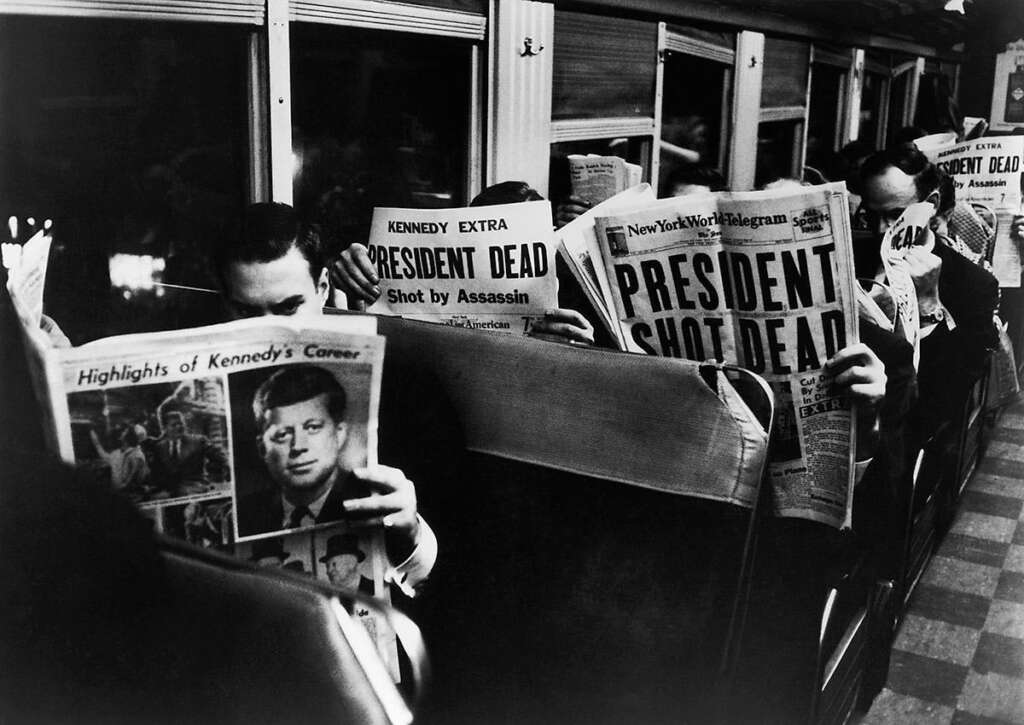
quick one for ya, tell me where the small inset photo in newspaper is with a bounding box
[314,527,378,596]
[236,530,316,575]
[66,377,232,507]
[228,363,374,542]
[161,496,234,553]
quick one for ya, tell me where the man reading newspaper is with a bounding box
[593,183,886,528]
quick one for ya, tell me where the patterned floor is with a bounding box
[861,398,1024,724]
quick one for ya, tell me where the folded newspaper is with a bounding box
[364,200,558,334]
[7,273,404,677]
[568,154,644,206]
[591,183,859,529]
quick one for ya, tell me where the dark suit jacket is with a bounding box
[236,471,363,538]
[915,238,999,434]
[153,434,228,486]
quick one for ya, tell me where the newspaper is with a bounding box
[7,284,404,676]
[879,201,935,370]
[593,183,858,528]
[568,154,644,206]
[366,201,558,334]
[3,229,52,328]
[928,136,1024,287]
[556,184,656,349]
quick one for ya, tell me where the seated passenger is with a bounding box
[212,202,436,593]
[851,145,1000,436]
[332,181,597,345]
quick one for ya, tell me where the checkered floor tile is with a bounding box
[863,398,1024,724]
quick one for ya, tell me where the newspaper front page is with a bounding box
[878,201,935,370]
[366,201,558,334]
[568,154,644,206]
[594,183,858,528]
[929,136,1024,287]
[12,308,404,677]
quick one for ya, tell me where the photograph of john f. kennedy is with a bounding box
[234,364,367,539]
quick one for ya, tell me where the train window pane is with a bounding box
[761,38,810,109]
[756,121,801,189]
[806,64,844,174]
[552,11,658,120]
[886,71,911,144]
[0,16,250,344]
[660,52,730,196]
[549,138,649,202]
[290,24,471,256]
[859,71,885,148]
[915,71,959,133]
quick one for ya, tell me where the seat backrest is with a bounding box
[370,317,772,724]
[0,448,413,725]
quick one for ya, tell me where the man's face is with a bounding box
[325,553,361,587]
[259,393,347,495]
[255,556,284,569]
[859,166,925,236]
[223,246,328,319]
[164,415,185,440]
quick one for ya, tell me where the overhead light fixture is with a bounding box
[944,0,965,14]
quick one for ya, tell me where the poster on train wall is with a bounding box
[594,183,859,529]
[366,201,558,334]
[927,136,1024,287]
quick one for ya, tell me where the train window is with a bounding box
[290,24,472,255]
[0,15,250,344]
[660,50,732,195]
[806,63,845,175]
[859,69,888,150]
[755,120,803,189]
[552,11,658,120]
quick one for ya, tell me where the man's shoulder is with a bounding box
[236,486,283,537]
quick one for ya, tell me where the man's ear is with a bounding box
[317,267,330,305]
[334,420,348,449]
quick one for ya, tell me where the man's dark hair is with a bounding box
[213,202,325,290]
[470,181,545,207]
[252,365,347,430]
[663,164,727,193]
[852,143,955,215]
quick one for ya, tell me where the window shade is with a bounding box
[552,10,657,120]
[761,37,809,109]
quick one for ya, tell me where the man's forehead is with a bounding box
[265,393,335,423]
[224,247,317,304]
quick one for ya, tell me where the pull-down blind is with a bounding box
[1,0,264,24]
[553,10,657,120]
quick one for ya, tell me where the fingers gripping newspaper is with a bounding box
[7,283,404,677]
[365,200,558,334]
[594,183,859,528]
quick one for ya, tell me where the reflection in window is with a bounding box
[549,138,649,203]
[290,25,471,256]
[0,16,250,343]
[660,52,730,196]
